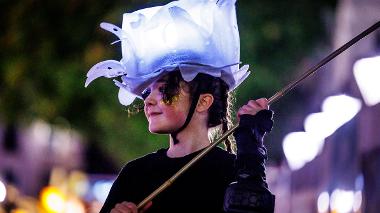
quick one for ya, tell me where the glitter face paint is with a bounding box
[143,80,191,134]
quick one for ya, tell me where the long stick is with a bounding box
[137,20,380,210]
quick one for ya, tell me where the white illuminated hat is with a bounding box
[85,0,250,106]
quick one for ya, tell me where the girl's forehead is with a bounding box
[148,77,167,89]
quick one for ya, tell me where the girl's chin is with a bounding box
[149,130,166,134]
[148,127,172,134]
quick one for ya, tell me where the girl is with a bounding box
[86,0,275,212]
[101,71,274,213]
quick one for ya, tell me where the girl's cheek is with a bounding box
[163,107,187,123]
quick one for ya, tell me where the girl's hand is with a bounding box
[110,201,152,213]
[237,98,269,118]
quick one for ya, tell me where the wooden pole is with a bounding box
[137,20,380,210]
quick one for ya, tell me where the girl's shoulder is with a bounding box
[120,147,235,174]
[212,146,236,159]
[121,148,167,171]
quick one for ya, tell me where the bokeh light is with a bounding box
[317,191,329,213]
[330,189,354,213]
[0,180,6,202]
[283,132,324,170]
[40,186,66,213]
[353,56,380,106]
[92,180,113,203]
[284,94,361,170]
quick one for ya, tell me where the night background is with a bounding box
[1,0,379,212]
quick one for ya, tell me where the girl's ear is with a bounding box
[196,94,214,112]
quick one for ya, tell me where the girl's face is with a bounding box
[143,78,191,134]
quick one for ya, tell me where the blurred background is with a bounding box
[0,0,379,212]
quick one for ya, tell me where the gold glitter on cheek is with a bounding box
[161,94,180,105]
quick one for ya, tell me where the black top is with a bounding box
[100,147,236,212]
[100,111,274,213]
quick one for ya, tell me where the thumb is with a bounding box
[140,201,153,213]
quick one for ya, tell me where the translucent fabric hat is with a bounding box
[85,0,250,106]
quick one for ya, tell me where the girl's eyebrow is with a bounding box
[153,80,168,87]
[156,78,168,83]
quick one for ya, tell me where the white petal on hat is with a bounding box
[100,22,124,39]
[179,63,221,82]
[101,22,137,68]
[230,65,251,91]
[85,60,127,87]
[233,64,250,82]
[118,87,137,106]
[216,0,237,7]
[86,0,248,106]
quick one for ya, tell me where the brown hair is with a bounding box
[161,71,236,153]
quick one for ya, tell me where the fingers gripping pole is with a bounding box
[137,20,380,210]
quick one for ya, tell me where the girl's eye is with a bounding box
[141,88,151,100]
[158,85,167,94]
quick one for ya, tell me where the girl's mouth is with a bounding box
[148,112,162,117]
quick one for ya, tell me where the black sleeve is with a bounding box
[224,110,275,213]
[99,165,130,213]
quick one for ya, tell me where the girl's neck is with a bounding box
[166,125,210,158]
